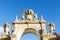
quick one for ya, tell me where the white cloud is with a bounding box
[0,26,4,35]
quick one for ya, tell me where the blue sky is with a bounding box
[0,0,60,40]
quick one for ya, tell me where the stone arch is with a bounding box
[20,28,40,40]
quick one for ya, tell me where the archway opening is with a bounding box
[20,33,39,40]
[20,28,40,40]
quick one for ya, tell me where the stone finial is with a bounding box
[4,23,10,35]
[22,14,25,20]
[40,15,46,23]
[41,15,43,20]
[48,22,55,34]
[40,15,46,34]
[35,13,38,18]
[16,15,18,20]
[4,23,10,28]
